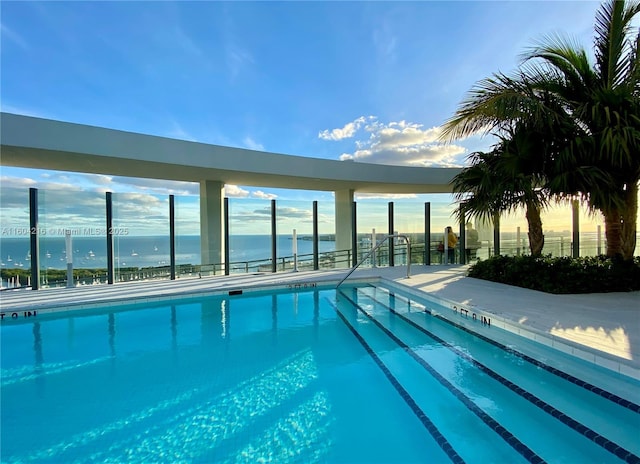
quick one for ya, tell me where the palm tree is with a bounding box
[443,72,566,258]
[452,127,550,257]
[451,151,505,256]
[443,0,639,260]
[496,126,552,256]
[452,152,504,224]
[522,0,640,259]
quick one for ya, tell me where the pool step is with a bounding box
[334,290,533,464]
[335,286,640,464]
[359,284,640,455]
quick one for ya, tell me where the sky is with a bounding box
[0,1,607,235]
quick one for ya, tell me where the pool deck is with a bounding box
[2,265,639,381]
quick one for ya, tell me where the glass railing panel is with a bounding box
[0,187,31,288]
[227,198,273,273]
[394,201,425,265]
[174,194,201,278]
[316,200,341,269]
[276,200,313,271]
[356,199,389,267]
[37,188,107,287]
[540,202,572,257]
[499,208,529,257]
[112,192,170,282]
[578,203,605,257]
[467,217,493,261]
[430,199,458,264]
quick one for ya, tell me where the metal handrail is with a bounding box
[336,234,411,288]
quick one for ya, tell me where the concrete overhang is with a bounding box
[0,113,461,193]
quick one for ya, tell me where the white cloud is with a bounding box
[276,206,312,220]
[252,190,277,200]
[243,136,264,151]
[224,184,250,198]
[0,174,83,193]
[330,116,467,167]
[318,116,374,141]
[355,192,418,200]
[106,176,198,195]
[91,174,114,186]
[230,207,272,223]
[1,176,37,188]
[376,121,441,147]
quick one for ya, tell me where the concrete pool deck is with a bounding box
[2,264,638,381]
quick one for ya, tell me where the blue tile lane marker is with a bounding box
[339,290,547,464]
[356,288,640,464]
[441,312,640,414]
[326,297,465,464]
[385,288,640,415]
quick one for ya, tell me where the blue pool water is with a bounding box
[1,284,639,463]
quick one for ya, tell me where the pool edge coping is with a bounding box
[383,277,640,382]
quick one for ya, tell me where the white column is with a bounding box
[200,180,225,265]
[335,189,354,252]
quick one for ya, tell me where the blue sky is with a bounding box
[0,1,605,235]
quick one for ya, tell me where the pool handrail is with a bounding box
[336,234,411,288]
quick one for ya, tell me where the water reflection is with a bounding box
[33,321,44,394]
[272,294,278,346]
[108,313,116,357]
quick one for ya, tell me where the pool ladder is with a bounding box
[336,234,411,288]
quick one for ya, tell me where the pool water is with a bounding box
[1,283,638,463]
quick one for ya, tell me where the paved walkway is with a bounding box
[2,265,638,378]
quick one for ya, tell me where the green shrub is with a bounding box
[467,255,640,294]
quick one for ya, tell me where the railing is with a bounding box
[336,234,411,288]
[7,233,625,290]
[189,249,354,277]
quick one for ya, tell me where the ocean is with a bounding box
[0,235,337,271]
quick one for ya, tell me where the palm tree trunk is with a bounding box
[603,208,623,258]
[620,182,638,261]
[525,203,544,256]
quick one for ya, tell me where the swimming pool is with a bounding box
[1,283,638,463]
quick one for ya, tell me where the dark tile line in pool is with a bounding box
[377,282,638,406]
[364,291,640,463]
[327,298,465,464]
[420,300,640,415]
[340,289,545,464]
[402,300,640,462]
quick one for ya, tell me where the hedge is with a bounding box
[467,255,640,294]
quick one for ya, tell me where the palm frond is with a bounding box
[594,0,640,88]
[523,34,596,102]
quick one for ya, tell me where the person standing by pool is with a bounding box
[446,226,458,264]
[465,222,480,261]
